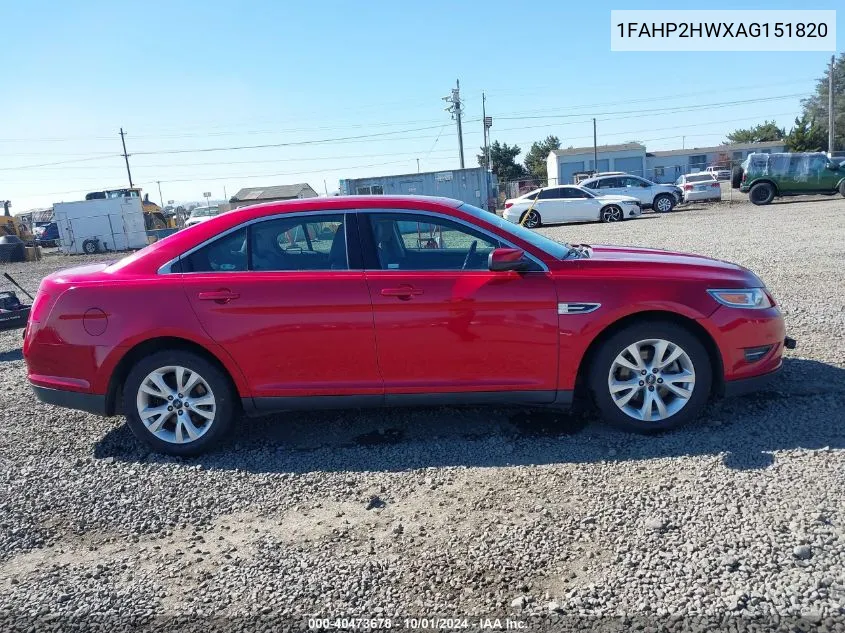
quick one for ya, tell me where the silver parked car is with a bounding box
[676,173,723,203]
[579,174,682,212]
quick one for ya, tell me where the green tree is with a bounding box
[724,120,785,144]
[797,52,845,152]
[785,114,828,152]
[478,141,527,183]
[523,135,561,180]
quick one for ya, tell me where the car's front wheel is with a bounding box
[600,205,623,222]
[653,194,675,213]
[124,350,236,456]
[589,322,712,433]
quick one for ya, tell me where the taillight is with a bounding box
[712,182,721,188]
[505,202,513,209]
[683,184,693,191]
[741,172,747,182]
[30,292,52,323]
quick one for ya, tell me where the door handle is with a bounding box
[380,285,423,299]
[197,289,240,303]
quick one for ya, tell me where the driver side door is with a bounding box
[359,210,560,403]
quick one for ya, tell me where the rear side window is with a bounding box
[537,188,561,200]
[250,214,347,271]
[179,228,247,272]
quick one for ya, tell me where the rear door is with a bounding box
[531,187,566,223]
[179,212,382,405]
[359,209,559,402]
[559,187,601,221]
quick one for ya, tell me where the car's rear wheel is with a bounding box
[588,322,712,433]
[600,205,623,222]
[731,166,743,189]
[749,182,775,205]
[124,350,236,456]
[653,194,675,213]
[520,209,541,228]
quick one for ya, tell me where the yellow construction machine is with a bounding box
[0,201,36,245]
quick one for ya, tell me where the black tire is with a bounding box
[588,321,712,434]
[749,182,775,206]
[731,166,743,189]
[652,194,675,213]
[600,205,623,223]
[520,209,542,228]
[82,239,98,254]
[123,350,236,456]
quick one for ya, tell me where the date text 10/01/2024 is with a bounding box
[307,618,528,630]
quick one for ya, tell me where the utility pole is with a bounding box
[156,181,164,207]
[483,93,493,209]
[593,118,598,173]
[829,55,835,154]
[682,136,686,150]
[223,185,228,201]
[443,80,465,168]
[417,158,420,173]
[119,127,133,188]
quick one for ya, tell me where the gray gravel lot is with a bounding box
[1,197,844,632]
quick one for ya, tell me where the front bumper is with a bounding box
[31,385,108,416]
[723,365,781,397]
[722,336,795,397]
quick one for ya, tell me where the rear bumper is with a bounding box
[31,385,107,416]
[723,365,782,397]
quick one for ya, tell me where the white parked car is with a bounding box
[185,206,220,228]
[503,185,641,228]
[705,166,731,181]
[579,174,682,213]
[676,173,723,203]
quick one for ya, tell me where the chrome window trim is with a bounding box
[157,210,352,275]
[357,208,550,273]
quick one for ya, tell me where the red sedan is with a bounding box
[23,196,792,455]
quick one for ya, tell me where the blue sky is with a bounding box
[2,0,841,210]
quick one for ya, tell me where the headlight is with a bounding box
[707,288,772,309]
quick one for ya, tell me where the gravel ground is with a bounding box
[1,197,844,632]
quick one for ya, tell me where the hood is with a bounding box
[583,244,764,286]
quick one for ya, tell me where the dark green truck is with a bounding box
[732,152,845,205]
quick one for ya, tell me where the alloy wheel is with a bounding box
[655,196,673,212]
[607,338,695,422]
[523,210,540,228]
[135,365,217,444]
[602,206,622,222]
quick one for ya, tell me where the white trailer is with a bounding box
[53,197,149,254]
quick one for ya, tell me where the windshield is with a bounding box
[686,174,715,183]
[458,203,571,260]
[191,206,217,217]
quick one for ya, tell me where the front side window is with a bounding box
[251,214,347,271]
[180,228,248,272]
[365,213,502,271]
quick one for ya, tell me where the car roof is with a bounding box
[107,195,467,275]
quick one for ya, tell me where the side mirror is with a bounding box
[489,247,528,272]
